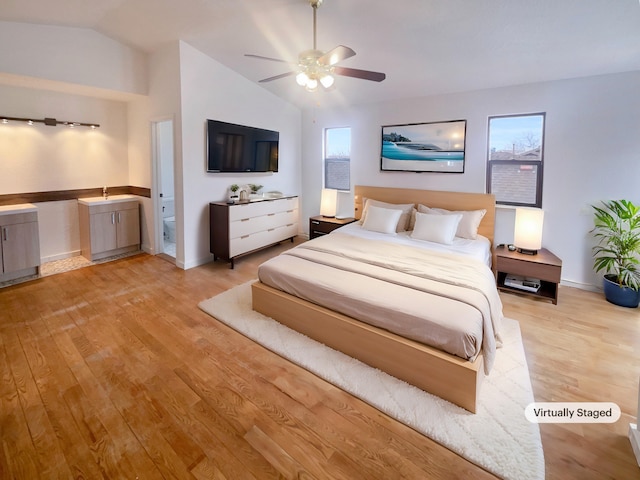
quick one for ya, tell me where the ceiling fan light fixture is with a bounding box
[305,78,319,91]
[296,71,309,86]
[246,0,386,91]
[320,73,334,89]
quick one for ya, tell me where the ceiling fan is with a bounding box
[245,0,386,92]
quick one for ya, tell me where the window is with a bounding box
[324,127,351,191]
[487,113,545,207]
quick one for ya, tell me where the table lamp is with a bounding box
[514,208,544,255]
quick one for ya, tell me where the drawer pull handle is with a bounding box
[2,227,7,241]
[311,220,320,225]
[241,235,249,239]
[241,218,250,222]
[267,213,275,216]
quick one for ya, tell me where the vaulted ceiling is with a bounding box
[2,0,640,108]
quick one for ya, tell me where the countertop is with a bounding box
[0,203,38,215]
[78,194,140,206]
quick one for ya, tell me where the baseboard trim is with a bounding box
[182,254,215,271]
[41,250,82,264]
[560,279,601,293]
[629,424,640,467]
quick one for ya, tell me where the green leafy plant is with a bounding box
[249,184,263,193]
[591,199,640,291]
[230,184,239,193]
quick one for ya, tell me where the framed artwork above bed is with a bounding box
[380,120,466,173]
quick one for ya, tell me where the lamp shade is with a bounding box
[320,188,338,217]
[514,208,544,254]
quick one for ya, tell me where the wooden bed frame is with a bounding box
[252,186,496,413]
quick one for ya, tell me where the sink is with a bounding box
[78,194,139,206]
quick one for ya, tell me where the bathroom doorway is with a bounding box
[152,118,176,259]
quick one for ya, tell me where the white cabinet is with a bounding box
[210,196,298,268]
[78,196,140,261]
[0,204,41,283]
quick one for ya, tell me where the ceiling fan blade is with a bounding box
[258,71,296,83]
[333,66,386,82]
[245,54,292,64]
[318,45,356,66]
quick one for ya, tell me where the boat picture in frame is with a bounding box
[380,120,466,173]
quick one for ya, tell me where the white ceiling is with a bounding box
[2,0,640,108]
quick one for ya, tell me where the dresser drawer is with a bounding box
[310,219,337,235]
[309,216,357,239]
[229,197,298,221]
[230,210,297,238]
[497,256,561,283]
[0,211,38,226]
[230,222,297,257]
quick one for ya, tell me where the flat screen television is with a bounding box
[206,119,279,173]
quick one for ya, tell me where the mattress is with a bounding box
[257,229,503,374]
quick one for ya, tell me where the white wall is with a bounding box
[147,43,183,260]
[0,21,147,95]
[34,200,81,262]
[127,96,154,254]
[177,41,301,269]
[158,121,175,198]
[0,85,129,193]
[0,84,138,261]
[301,71,640,289]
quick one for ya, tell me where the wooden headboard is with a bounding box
[354,185,496,246]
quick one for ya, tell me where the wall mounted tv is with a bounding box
[206,119,279,173]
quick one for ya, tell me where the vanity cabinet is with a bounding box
[0,204,41,283]
[79,196,140,261]
[210,196,299,268]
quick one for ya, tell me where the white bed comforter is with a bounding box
[258,232,504,374]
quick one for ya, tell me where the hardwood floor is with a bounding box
[1,239,639,479]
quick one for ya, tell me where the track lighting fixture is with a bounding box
[0,116,99,129]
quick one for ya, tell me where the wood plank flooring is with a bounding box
[1,239,639,479]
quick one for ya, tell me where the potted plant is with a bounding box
[229,184,239,203]
[249,184,263,195]
[591,199,640,307]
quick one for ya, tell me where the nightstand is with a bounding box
[309,216,356,239]
[495,246,562,304]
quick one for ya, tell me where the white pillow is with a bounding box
[362,205,403,234]
[360,198,414,232]
[411,211,462,245]
[417,205,486,240]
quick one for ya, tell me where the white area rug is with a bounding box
[199,282,545,480]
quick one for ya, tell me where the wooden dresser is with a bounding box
[209,196,298,268]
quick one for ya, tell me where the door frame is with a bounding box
[151,116,176,259]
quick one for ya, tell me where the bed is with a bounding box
[251,186,503,412]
